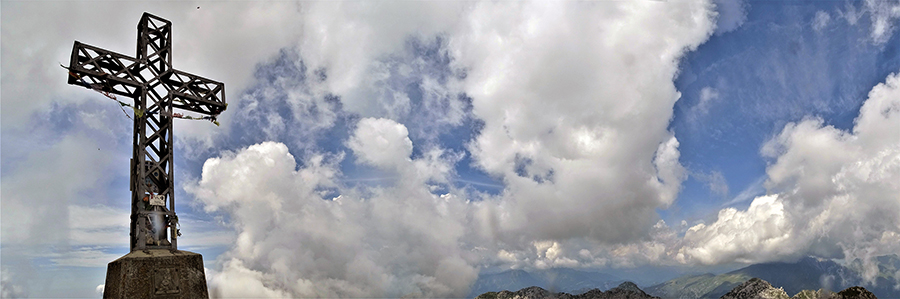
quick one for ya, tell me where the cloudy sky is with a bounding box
[2,0,899,298]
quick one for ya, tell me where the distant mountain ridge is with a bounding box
[646,256,900,299]
[474,278,880,299]
[468,268,623,298]
[469,255,899,299]
[474,281,659,299]
[645,272,750,299]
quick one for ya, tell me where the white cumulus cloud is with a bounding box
[188,141,476,297]
[677,70,900,277]
[682,195,797,264]
[348,118,414,169]
[187,0,719,296]
[134,0,898,294]
[460,0,710,248]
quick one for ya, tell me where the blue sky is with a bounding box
[668,0,900,224]
[2,1,899,298]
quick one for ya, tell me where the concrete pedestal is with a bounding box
[103,250,208,299]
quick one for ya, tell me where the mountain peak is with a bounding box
[836,286,878,299]
[606,281,655,298]
[615,281,640,292]
[720,278,789,299]
[479,286,561,299]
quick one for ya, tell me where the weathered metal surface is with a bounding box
[65,12,225,251]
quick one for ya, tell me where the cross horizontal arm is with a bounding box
[164,70,226,116]
[68,41,144,98]
[69,41,225,117]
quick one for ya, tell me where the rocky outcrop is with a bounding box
[598,281,659,299]
[788,286,878,299]
[719,278,789,299]
[475,281,659,299]
[791,289,836,299]
[834,286,877,299]
[475,286,573,299]
[716,278,880,299]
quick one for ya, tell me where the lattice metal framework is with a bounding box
[65,12,226,251]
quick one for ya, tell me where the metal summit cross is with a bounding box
[64,13,226,251]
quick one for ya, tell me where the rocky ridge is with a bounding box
[716,278,877,299]
[720,278,789,299]
[474,281,659,299]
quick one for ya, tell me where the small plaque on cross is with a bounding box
[150,194,166,206]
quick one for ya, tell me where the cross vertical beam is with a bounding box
[133,13,174,252]
[65,12,226,251]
